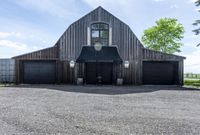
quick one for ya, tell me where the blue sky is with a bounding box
[0,0,199,73]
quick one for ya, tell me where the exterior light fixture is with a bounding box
[70,60,75,68]
[94,42,102,51]
[124,61,129,68]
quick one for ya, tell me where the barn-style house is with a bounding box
[13,6,185,85]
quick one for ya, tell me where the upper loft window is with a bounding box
[91,23,109,46]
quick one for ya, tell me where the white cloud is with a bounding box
[0,32,21,38]
[0,39,43,58]
[184,35,200,47]
[0,40,28,51]
[184,43,197,47]
[188,0,197,3]
[170,4,179,9]
[153,0,165,2]
[83,0,133,8]
[14,0,81,20]
[196,8,200,11]
[0,19,58,58]
[82,0,136,25]
[188,35,199,39]
[184,49,200,73]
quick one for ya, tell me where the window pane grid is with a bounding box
[91,23,109,46]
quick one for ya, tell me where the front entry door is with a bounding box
[85,62,113,84]
[100,63,112,84]
[85,63,97,84]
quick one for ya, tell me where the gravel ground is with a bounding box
[0,85,200,135]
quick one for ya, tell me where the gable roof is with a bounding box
[53,6,142,46]
[13,6,185,60]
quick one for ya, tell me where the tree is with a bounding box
[142,18,185,54]
[192,0,200,46]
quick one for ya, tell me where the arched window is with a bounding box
[91,23,109,46]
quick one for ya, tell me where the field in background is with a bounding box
[184,73,200,88]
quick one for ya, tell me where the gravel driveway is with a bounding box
[0,85,200,135]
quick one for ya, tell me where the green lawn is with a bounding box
[184,73,200,88]
[184,79,200,88]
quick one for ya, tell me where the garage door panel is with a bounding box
[143,61,178,85]
[23,61,56,84]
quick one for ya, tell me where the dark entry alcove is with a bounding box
[77,46,122,85]
[85,62,113,84]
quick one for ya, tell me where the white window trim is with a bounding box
[109,27,112,46]
[87,27,91,46]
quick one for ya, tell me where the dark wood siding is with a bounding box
[143,48,185,60]
[13,46,61,84]
[142,48,185,85]
[13,6,185,85]
[13,46,58,60]
[57,7,144,84]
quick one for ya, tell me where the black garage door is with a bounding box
[23,61,56,84]
[143,61,179,85]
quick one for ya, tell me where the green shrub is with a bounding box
[184,79,200,87]
[193,83,200,87]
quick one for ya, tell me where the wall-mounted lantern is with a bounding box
[124,61,129,68]
[94,42,102,51]
[70,60,75,68]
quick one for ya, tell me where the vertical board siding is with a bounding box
[142,48,184,85]
[13,47,58,60]
[57,7,184,85]
[13,7,184,85]
[13,46,59,84]
[142,48,184,60]
[57,7,145,84]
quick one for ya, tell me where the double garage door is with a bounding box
[23,61,56,84]
[143,61,179,85]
